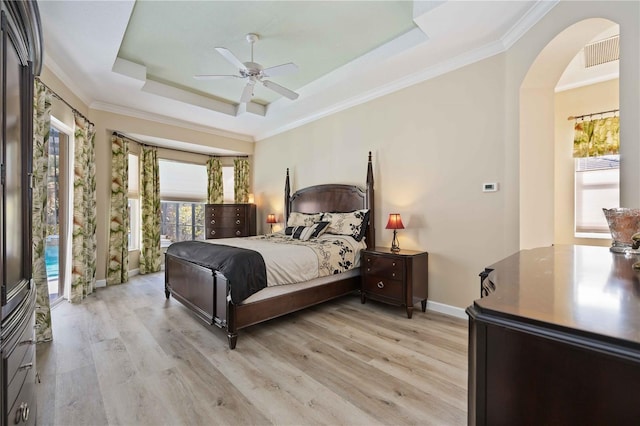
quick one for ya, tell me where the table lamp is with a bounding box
[266,214,277,233]
[385,213,404,253]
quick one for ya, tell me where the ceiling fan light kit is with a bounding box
[195,33,299,103]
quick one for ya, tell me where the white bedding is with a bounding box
[204,232,366,287]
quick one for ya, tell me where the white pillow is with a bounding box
[322,209,370,242]
[286,212,323,227]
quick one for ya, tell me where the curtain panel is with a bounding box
[573,116,620,158]
[70,115,97,303]
[32,80,53,342]
[234,158,250,203]
[107,134,129,285]
[140,146,161,274]
[207,157,223,204]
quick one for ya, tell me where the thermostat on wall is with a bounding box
[483,182,498,192]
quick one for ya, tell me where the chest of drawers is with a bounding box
[2,286,36,426]
[361,248,429,318]
[205,204,257,239]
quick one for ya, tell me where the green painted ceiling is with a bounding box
[118,1,415,105]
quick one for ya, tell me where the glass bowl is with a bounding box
[603,208,640,253]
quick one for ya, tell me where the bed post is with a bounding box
[366,151,375,248]
[284,168,291,224]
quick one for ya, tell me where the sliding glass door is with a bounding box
[45,126,69,301]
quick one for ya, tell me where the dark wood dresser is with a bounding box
[0,1,42,425]
[205,204,257,239]
[467,245,640,425]
[360,248,428,318]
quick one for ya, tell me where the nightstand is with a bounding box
[361,247,428,318]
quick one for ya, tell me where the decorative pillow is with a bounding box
[286,212,323,227]
[322,209,370,242]
[284,221,330,241]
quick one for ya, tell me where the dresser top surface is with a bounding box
[476,245,640,347]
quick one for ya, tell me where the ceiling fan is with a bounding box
[195,33,299,103]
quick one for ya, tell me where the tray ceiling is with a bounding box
[39,1,560,144]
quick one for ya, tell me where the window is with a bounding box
[575,155,619,235]
[159,160,207,201]
[159,160,207,242]
[160,202,205,242]
[222,166,235,203]
[128,153,140,250]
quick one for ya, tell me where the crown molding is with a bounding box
[255,38,506,141]
[43,53,93,107]
[256,2,557,142]
[501,0,559,49]
[90,101,254,142]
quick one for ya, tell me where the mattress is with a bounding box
[240,268,361,305]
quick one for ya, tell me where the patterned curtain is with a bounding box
[573,116,620,158]
[234,158,250,203]
[140,146,161,274]
[32,80,53,342]
[207,157,223,204]
[107,134,129,285]
[70,115,97,303]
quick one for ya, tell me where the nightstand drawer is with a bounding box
[363,254,404,281]
[363,275,403,301]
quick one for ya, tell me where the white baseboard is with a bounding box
[426,300,468,320]
[96,279,106,288]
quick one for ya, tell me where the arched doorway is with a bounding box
[519,18,619,249]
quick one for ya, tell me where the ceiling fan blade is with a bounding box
[215,47,247,71]
[262,62,298,78]
[262,80,299,100]
[193,74,241,80]
[240,82,255,103]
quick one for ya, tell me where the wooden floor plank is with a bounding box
[36,271,468,425]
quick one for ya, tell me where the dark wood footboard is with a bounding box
[165,254,227,327]
[165,252,360,349]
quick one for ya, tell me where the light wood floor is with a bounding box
[36,272,468,425]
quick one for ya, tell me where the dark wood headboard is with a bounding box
[284,152,375,248]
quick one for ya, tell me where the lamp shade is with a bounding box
[385,213,404,230]
[266,214,277,224]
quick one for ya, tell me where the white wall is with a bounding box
[255,54,508,310]
[254,0,640,311]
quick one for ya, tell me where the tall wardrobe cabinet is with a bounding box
[0,1,43,425]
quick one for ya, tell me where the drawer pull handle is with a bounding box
[367,268,370,272]
[235,230,242,236]
[377,281,384,289]
[235,219,241,225]
[19,362,33,371]
[14,402,29,424]
[210,230,216,236]
[392,262,396,266]
[392,273,396,277]
[22,403,29,422]
[210,219,216,224]
[19,339,35,346]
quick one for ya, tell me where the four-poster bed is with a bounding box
[164,153,375,349]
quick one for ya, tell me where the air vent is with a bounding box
[584,35,619,68]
